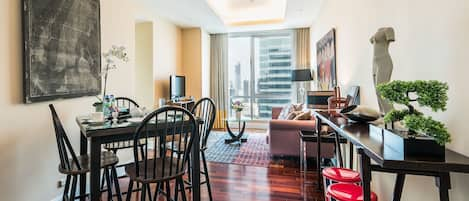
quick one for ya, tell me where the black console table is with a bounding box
[313,110,469,201]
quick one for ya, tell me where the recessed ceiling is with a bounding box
[206,0,287,26]
[139,0,323,33]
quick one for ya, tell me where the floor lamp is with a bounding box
[291,69,313,103]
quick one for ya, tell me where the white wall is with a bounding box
[311,0,469,200]
[0,0,182,200]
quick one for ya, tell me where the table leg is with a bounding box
[316,116,322,191]
[436,172,451,201]
[349,141,354,169]
[359,148,372,201]
[192,129,201,201]
[79,133,87,201]
[89,137,102,201]
[392,173,406,201]
[334,132,343,167]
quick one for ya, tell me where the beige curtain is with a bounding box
[210,34,229,129]
[295,28,312,102]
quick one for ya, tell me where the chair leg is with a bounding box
[104,168,113,201]
[140,183,147,201]
[111,166,123,201]
[62,175,71,201]
[146,184,153,201]
[126,181,134,201]
[70,175,78,201]
[174,180,179,201]
[178,177,187,201]
[153,182,161,200]
[201,151,213,201]
[165,181,171,201]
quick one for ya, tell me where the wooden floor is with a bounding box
[106,162,323,201]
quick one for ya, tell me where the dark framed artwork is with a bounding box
[316,28,337,90]
[23,0,101,103]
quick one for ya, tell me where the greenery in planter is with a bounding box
[377,80,450,145]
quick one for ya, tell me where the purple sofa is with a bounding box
[267,107,334,158]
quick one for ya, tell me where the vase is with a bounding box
[235,111,241,120]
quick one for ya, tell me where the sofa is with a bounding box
[267,107,335,158]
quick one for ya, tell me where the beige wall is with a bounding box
[0,0,181,200]
[135,22,155,108]
[182,28,203,100]
[311,0,469,200]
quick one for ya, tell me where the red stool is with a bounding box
[327,183,378,201]
[322,167,361,200]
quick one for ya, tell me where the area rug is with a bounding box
[204,131,272,167]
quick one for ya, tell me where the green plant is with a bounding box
[377,80,450,145]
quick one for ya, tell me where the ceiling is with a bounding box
[139,0,323,33]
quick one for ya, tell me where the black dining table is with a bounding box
[313,110,469,201]
[76,116,202,201]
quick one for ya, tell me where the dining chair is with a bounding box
[125,106,198,201]
[49,104,122,201]
[181,98,217,201]
[101,97,142,194]
[103,97,140,153]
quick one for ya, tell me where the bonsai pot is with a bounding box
[383,127,445,160]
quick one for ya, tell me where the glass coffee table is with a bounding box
[224,118,248,144]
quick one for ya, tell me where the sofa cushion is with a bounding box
[269,119,315,130]
[278,103,303,120]
[293,110,312,120]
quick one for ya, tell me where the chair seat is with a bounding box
[322,167,361,183]
[125,158,185,183]
[327,183,378,201]
[58,151,119,175]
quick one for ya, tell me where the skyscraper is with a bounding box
[256,36,293,118]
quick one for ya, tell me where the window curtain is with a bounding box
[210,34,229,129]
[295,28,311,102]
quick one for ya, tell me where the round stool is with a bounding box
[327,183,378,201]
[322,167,361,200]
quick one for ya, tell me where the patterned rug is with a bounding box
[204,131,275,167]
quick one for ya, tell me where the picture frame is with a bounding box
[316,28,337,90]
[22,0,102,103]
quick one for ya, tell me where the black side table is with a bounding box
[299,130,348,186]
[224,118,248,144]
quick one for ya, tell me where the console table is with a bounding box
[313,110,469,201]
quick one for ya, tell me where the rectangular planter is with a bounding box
[383,128,445,161]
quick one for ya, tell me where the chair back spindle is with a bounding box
[191,98,216,150]
[49,104,81,171]
[132,106,197,181]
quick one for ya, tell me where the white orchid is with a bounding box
[102,45,129,100]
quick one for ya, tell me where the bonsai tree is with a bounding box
[377,80,450,145]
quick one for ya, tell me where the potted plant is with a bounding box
[231,100,245,120]
[377,80,450,158]
[93,45,129,111]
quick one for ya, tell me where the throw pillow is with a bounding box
[278,103,303,120]
[293,110,312,120]
[286,111,302,120]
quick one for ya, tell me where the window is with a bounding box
[228,31,294,120]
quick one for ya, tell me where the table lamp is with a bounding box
[291,69,313,103]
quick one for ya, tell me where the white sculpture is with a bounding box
[371,27,395,114]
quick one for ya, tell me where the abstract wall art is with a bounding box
[23,0,101,103]
[316,28,337,90]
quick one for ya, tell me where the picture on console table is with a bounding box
[316,29,337,90]
[22,0,101,103]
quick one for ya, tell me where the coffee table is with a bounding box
[224,118,248,144]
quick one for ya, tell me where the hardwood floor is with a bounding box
[106,162,323,201]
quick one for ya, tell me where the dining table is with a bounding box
[76,115,202,201]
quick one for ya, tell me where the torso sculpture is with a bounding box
[371,27,395,114]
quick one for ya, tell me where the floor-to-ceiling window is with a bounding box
[228,30,294,120]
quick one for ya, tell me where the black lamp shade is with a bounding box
[291,69,313,82]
